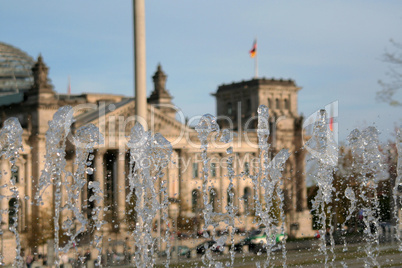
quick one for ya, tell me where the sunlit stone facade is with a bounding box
[0,44,313,263]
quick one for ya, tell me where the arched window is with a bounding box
[210,163,216,177]
[227,188,235,207]
[126,191,137,229]
[192,189,201,213]
[284,99,289,110]
[275,98,280,109]
[9,198,18,227]
[227,102,232,115]
[244,162,250,175]
[192,163,199,178]
[86,156,95,220]
[244,187,252,214]
[104,150,118,224]
[11,166,19,184]
[267,98,272,108]
[246,99,251,113]
[209,188,218,212]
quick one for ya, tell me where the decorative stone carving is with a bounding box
[31,55,54,94]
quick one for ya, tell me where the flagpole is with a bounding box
[67,76,71,98]
[250,38,258,78]
[254,37,258,78]
[255,49,258,78]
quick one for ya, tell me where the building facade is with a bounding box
[0,42,312,263]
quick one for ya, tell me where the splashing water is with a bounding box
[253,105,270,233]
[127,122,172,268]
[63,123,104,261]
[254,104,271,268]
[152,132,173,267]
[306,109,338,267]
[34,106,104,267]
[0,104,400,267]
[256,105,290,267]
[220,129,237,266]
[35,106,74,203]
[266,149,290,267]
[342,186,356,254]
[34,106,74,267]
[393,128,402,251]
[0,118,23,266]
[348,126,384,267]
[195,114,221,267]
[87,179,105,266]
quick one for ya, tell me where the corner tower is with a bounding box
[148,64,176,117]
[213,78,300,131]
[25,55,56,104]
[213,77,313,238]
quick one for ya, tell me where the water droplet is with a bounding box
[220,129,232,143]
[345,187,355,200]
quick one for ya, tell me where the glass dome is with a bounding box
[0,42,34,95]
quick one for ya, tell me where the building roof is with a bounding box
[0,42,34,95]
[74,97,133,126]
[215,77,297,94]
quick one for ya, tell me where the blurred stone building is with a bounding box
[0,42,312,263]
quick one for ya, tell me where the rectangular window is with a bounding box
[192,163,198,178]
[227,102,232,115]
[211,163,216,177]
[244,162,249,175]
[11,166,19,183]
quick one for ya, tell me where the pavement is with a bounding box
[125,241,402,267]
[7,239,402,267]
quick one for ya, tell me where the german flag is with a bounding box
[249,40,257,58]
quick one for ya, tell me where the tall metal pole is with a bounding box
[133,1,146,264]
[254,42,258,78]
[134,0,147,129]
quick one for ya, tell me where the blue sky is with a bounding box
[1,0,401,142]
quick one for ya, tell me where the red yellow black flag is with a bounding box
[249,40,257,58]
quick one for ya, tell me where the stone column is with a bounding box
[296,157,307,211]
[169,150,178,199]
[294,119,307,212]
[60,154,73,234]
[291,175,297,221]
[179,151,192,212]
[235,153,243,211]
[117,148,126,229]
[94,149,105,222]
[218,153,224,213]
[0,157,9,223]
[25,154,32,231]
[237,153,244,215]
